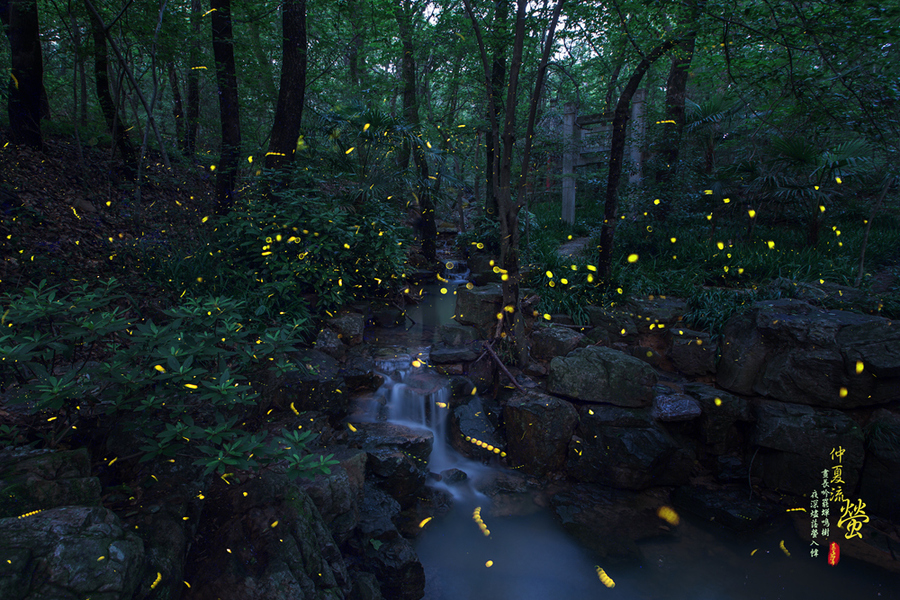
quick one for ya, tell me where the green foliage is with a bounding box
[0,279,335,479]
[131,177,412,317]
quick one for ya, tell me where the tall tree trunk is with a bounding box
[69,8,88,125]
[168,62,186,153]
[210,0,241,214]
[484,0,508,219]
[597,38,681,279]
[86,1,136,178]
[6,0,44,149]
[185,0,201,156]
[346,0,364,90]
[266,0,307,171]
[653,34,695,220]
[465,0,565,366]
[396,0,436,263]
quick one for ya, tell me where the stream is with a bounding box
[360,273,898,600]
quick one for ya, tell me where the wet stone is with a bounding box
[439,468,468,484]
[429,342,479,364]
[652,392,702,422]
[673,485,775,532]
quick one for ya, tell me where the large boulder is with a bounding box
[504,390,578,476]
[567,404,695,490]
[450,397,504,461]
[669,328,717,375]
[682,383,753,455]
[315,328,347,360]
[624,295,688,333]
[262,349,348,417]
[328,313,366,345]
[550,484,672,560]
[0,506,145,600]
[530,326,586,360]
[0,448,100,517]
[652,391,702,422]
[583,305,639,345]
[858,409,900,520]
[300,448,368,545]
[750,399,864,496]
[718,299,900,408]
[673,485,777,532]
[454,283,503,337]
[186,471,350,600]
[366,448,427,509]
[437,322,480,347]
[428,343,479,364]
[548,346,658,407]
[353,484,424,600]
[859,409,900,523]
[349,422,434,466]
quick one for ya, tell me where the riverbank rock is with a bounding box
[0,506,145,600]
[352,484,424,600]
[750,399,864,496]
[859,409,900,520]
[349,422,434,466]
[717,299,900,408]
[329,313,366,346]
[451,397,504,461]
[530,326,586,360]
[673,485,775,532]
[454,283,503,337]
[551,484,672,560]
[548,346,658,407]
[567,404,695,490]
[504,390,578,476]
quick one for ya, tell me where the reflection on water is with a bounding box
[417,503,606,600]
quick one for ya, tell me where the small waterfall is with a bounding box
[440,259,470,284]
[374,354,452,470]
[373,353,485,494]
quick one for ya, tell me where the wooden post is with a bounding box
[628,87,647,186]
[562,102,577,224]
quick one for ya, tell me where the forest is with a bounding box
[1,0,899,598]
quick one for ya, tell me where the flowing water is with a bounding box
[364,279,899,600]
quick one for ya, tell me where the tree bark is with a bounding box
[597,38,681,279]
[483,0,509,219]
[185,0,201,156]
[210,0,241,214]
[266,0,307,171]
[653,34,695,220]
[86,0,136,178]
[464,0,565,366]
[6,0,44,149]
[396,0,436,263]
[168,62,186,153]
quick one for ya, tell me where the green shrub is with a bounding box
[0,279,335,479]
[131,181,412,318]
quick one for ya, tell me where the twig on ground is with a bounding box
[482,340,526,393]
